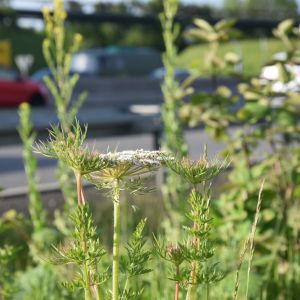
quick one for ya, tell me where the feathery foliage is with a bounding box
[18,103,47,232]
[50,204,107,298]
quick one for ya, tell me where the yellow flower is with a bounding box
[42,6,50,18]
[74,33,83,44]
[19,102,30,110]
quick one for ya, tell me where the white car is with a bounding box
[260,52,300,93]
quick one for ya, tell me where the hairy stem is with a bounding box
[186,224,198,300]
[76,173,85,205]
[186,187,199,300]
[76,173,94,299]
[112,180,121,300]
[81,210,93,300]
[84,263,93,300]
[175,266,180,300]
[92,285,101,300]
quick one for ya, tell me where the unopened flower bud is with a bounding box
[167,243,184,266]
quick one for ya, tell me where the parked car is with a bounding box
[260,52,300,93]
[148,67,191,81]
[70,46,163,77]
[0,66,48,107]
[31,67,53,82]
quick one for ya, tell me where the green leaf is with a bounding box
[224,52,241,64]
[215,18,236,32]
[186,28,217,42]
[216,85,232,98]
[194,18,215,32]
[278,19,294,35]
[276,62,292,83]
[237,103,270,122]
[274,108,297,127]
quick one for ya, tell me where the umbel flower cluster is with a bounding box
[35,121,228,300]
[92,149,167,181]
[35,122,170,181]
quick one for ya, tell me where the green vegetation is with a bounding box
[179,38,287,77]
[2,1,300,299]
[179,17,300,299]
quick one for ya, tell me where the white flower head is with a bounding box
[89,149,172,181]
[101,149,166,167]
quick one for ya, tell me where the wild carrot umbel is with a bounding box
[87,149,167,300]
[36,121,169,299]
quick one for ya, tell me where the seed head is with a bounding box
[165,155,229,185]
[167,243,184,267]
[35,121,112,175]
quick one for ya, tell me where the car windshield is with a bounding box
[0,67,19,80]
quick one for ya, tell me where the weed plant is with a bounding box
[159,0,190,230]
[43,0,87,209]
[1,1,299,299]
[181,17,300,299]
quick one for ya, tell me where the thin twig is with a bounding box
[245,179,265,299]
[233,179,264,300]
[233,236,250,300]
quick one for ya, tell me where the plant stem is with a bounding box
[76,173,94,299]
[186,224,198,300]
[206,283,209,300]
[175,266,180,300]
[245,180,264,299]
[186,187,199,300]
[92,285,101,300]
[84,262,93,300]
[121,277,129,300]
[112,180,121,300]
[76,173,83,205]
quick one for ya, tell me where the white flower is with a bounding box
[89,150,173,181]
[100,149,168,168]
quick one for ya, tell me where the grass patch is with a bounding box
[179,38,287,77]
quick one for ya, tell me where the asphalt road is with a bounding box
[0,76,242,193]
[0,129,226,191]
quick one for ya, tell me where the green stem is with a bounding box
[95,287,101,300]
[175,266,180,300]
[112,181,121,300]
[82,207,93,300]
[76,173,83,206]
[186,187,199,300]
[76,174,93,299]
[206,283,209,300]
[84,262,93,300]
[121,277,129,300]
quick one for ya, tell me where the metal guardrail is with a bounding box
[0,105,162,147]
[0,105,163,204]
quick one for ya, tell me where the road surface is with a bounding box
[0,129,226,191]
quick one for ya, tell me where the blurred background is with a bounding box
[0,0,299,198]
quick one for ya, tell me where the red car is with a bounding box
[0,66,48,107]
